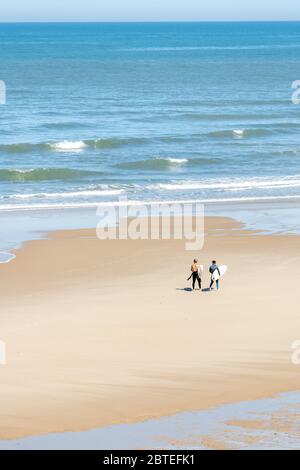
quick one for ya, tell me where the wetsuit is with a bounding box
[209,264,221,290]
[192,272,201,290]
[191,264,201,290]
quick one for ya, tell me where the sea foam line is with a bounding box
[157,177,300,191]
[0,252,16,264]
[3,189,125,200]
[1,195,300,212]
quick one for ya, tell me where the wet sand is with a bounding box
[0,216,300,440]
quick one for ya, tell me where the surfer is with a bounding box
[209,260,221,291]
[188,259,202,291]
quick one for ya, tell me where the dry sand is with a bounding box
[0,216,300,439]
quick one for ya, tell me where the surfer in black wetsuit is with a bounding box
[209,260,221,291]
[188,259,202,291]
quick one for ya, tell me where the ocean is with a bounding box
[1,22,300,209]
[1,22,300,259]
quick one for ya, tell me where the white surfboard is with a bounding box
[212,265,227,281]
[199,265,204,275]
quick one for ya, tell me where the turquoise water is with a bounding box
[1,22,300,210]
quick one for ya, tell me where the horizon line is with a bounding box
[1,19,300,24]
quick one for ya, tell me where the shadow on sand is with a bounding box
[177,287,211,293]
[176,287,193,292]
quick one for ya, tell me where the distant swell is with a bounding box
[0,143,47,153]
[116,157,220,171]
[41,122,92,130]
[182,113,278,122]
[86,137,149,149]
[207,128,271,139]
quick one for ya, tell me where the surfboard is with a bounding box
[212,265,227,281]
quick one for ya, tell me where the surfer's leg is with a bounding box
[210,279,214,290]
[192,274,196,290]
[197,276,201,290]
[216,280,219,290]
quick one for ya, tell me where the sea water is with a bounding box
[1,22,300,253]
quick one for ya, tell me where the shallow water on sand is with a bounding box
[0,391,299,450]
[1,198,300,263]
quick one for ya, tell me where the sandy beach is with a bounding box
[0,215,300,441]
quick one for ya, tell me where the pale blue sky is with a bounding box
[1,0,300,22]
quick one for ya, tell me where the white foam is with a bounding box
[49,141,87,152]
[157,176,300,192]
[3,189,125,200]
[1,194,300,212]
[233,129,244,137]
[0,252,16,264]
[166,158,188,164]
[6,168,36,174]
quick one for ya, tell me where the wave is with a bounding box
[2,195,300,213]
[0,168,96,182]
[115,158,187,171]
[159,136,192,143]
[41,122,92,130]
[85,137,149,149]
[272,148,300,157]
[2,188,125,200]
[182,113,275,122]
[0,141,86,153]
[0,143,46,153]
[156,176,300,192]
[0,137,149,154]
[49,141,88,152]
[163,98,289,107]
[115,157,220,171]
[206,123,300,140]
[207,128,271,139]
[233,129,245,137]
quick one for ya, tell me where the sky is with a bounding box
[1,0,300,22]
